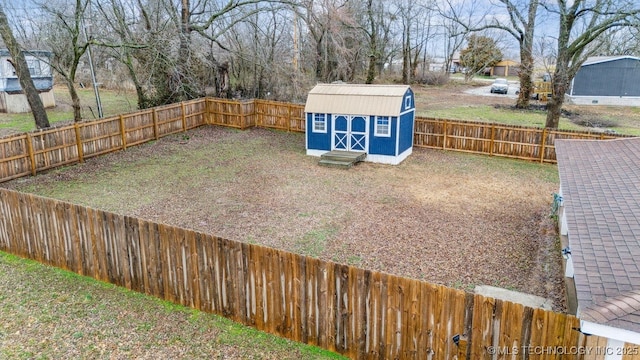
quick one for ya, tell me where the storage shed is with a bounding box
[305,84,415,165]
[568,55,640,106]
[0,49,55,113]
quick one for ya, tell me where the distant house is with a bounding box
[305,83,415,165]
[490,60,520,77]
[0,49,55,113]
[556,138,640,350]
[568,56,640,106]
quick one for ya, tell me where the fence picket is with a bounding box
[0,186,629,359]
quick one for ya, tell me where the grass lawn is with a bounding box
[4,126,565,309]
[413,81,640,135]
[1,80,631,357]
[0,252,345,359]
[0,86,138,133]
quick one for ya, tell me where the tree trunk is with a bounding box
[516,0,538,109]
[545,78,568,128]
[402,28,410,84]
[545,15,571,129]
[365,0,376,84]
[366,54,376,84]
[0,6,50,129]
[516,40,533,109]
[66,79,82,122]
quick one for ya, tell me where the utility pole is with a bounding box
[82,11,103,118]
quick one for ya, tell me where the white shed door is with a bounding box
[332,115,368,152]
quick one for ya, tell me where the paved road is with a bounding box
[464,81,520,99]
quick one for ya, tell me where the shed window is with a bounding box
[27,59,41,76]
[375,116,391,137]
[404,95,412,109]
[313,113,327,133]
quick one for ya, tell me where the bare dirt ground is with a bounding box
[3,124,565,311]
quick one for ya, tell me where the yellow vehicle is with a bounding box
[532,81,553,101]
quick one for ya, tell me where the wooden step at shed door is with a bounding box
[318,150,366,168]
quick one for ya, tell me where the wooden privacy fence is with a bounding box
[0,97,631,184]
[0,99,207,182]
[412,118,624,164]
[4,188,639,360]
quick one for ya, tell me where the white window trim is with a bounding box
[313,113,327,133]
[404,95,412,109]
[375,116,392,137]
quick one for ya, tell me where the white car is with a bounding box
[490,78,509,94]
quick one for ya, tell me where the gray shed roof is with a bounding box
[304,83,411,117]
[582,55,640,66]
[555,137,640,333]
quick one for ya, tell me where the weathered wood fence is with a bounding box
[0,97,629,183]
[0,99,207,182]
[3,188,639,360]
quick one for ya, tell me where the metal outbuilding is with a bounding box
[568,55,640,106]
[305,83,415,165]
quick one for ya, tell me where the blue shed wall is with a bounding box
[369,116,397,156]
[398,111,415,153]
[397,88,415,154]
[306,86,415,162]
[306,113,331,151]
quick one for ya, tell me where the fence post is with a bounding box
[443,120,448,149]
[181,102,187,131]
[540,128,547,163]
[256,100,262,127]
[205,98,211,125]
[25,133,36,176]
[287,103,292,132]
[152,109,159,140]
[119,115,127,150]
[239,101,245,129]
[489,124,495,156]
[74,123,84,163]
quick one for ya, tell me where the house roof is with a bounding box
[555,137,640,333]
[0,49,52,58]
[494,60,520,67]
[582,55,640,67]
[305,83,412,117]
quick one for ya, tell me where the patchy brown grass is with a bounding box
[4,126,565,312]
[1,83,576,357]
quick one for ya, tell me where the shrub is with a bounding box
[415,71,450,86]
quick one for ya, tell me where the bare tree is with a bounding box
[0,4,50,128]
[224,4,293,98]
[437,0,478,75]
[93,0,159,108]
[360,0,394,83]
[543,0,640,128]
[490,0,539,108]
[33,0,91,122]
[300,0,363,82]
[441,0,539,107]
[595,27,640,57]
[392,0,431,84]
